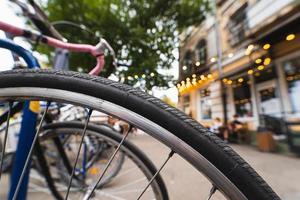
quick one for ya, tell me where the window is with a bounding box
[284,57,300,113]
[227,4,248,46]
[200,89,212,119]
[182,51,193,74]
[232,76,253,117]
[196,40,207,66]
[183,95,190,115]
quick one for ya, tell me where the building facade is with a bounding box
[178,0,300,130]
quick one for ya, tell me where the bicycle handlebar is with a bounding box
[0,20,117,75]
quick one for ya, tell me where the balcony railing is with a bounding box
[227,20,248,47]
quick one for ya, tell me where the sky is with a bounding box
[0,1,179,103]
[0,2,24,70]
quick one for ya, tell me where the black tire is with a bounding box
[0,69,281,200]
[40,121,169,200]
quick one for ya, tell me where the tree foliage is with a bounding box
[41,0,210,89]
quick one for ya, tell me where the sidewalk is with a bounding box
[132,135,300,200]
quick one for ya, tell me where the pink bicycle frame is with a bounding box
[0,21,105,75]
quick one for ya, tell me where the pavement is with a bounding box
[131,135,300,200]
[1,134,300,200]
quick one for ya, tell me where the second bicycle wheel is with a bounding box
[0,69,280,200]
[37,121,168,199]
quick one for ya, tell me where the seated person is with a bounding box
[228,114,244,142]
[210,117,228,142]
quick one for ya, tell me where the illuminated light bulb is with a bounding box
[264,58,271,65]
[257,65,264,70]
[247,44,254,50]
[182,66,187,70]
[228,53,233,58]
[227,80,233,84]
[207,74,213,79]
[255,58,262,64]
[238,78,244,83]
[245,50,250,56]
[186,77,190,81]
[192,74,196,78]
[195,61,200,66]
[134,75,138,79]
[142,74,146,78]
[263,43,271,50]
[150,72,155,77]
[286,34,295,41]
[200,75,205,80]
[245,44,254,56]
[248,69,254,75]
[222,78,228,83]
[210,57,216,63]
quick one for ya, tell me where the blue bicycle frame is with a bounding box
[0,38,39,200]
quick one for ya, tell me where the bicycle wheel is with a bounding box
[0,119,21,172]
[40,122,126,189]
[0,69,280,200]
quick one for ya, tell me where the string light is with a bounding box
[142,74,146,78]
[248,44,254,50]
[186,81,191,87]
[255,58,262,64]
[222,78,228,83]
[238,78,244,83]
[227,80,233,84]
[177,83,181,88]
[192,74,196,78]
[257,65,264,70]
[195,61,200,66]
[286,34,295,41]
[192,79,197,85]
[134,75,138,79]
[150,72,155,77]
[186,77,190,82]
[127,76,133,80]
[263,43,271,50]
[264,58,271,65]
[248,69,254,75]
[200,75,205,80]
[182,66,187,70]
[245,44,254,55]
[207,74,213,79]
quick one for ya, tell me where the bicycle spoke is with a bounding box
[0,101,13,181]
[64,109,93,200]
[137,150,175,200]
[207,185,217,200]
[83,125,133,200]
[12,101,51,200]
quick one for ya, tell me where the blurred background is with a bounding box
[0,0,300,199]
